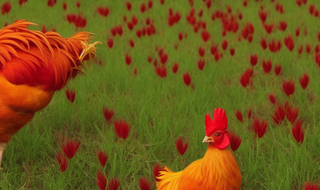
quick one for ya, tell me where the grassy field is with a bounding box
[0,0,320,189]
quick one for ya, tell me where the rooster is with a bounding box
[157,108,242,190]
[0,20,101,169]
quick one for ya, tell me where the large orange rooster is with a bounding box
[157,108,242,190]
[0,20,101,169]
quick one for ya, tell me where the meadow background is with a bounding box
[0,0,320,189]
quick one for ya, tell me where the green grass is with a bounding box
[1,0,320,189]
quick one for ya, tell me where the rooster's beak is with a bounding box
[202,136,213,143]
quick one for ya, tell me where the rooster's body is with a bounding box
[0,20,100,169]
[157,108,242,190]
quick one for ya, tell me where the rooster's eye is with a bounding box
[214,133,221,137]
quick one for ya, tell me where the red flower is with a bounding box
[282,80,295,96]
[235,110,243,123]
[285,103,299,124]
[76,1,80,8]
[65,89,76,103]
[47,0,57,7]
[306,44,311,54]
[107,38,113,49]
[253,117,267,138]
[243,0,248,7]
[178,32,183,41]
[262,59,272,74]
[19,0,28,6]
[295,27,300,37]
[258,9,267,22]
[153,163,164,182]
[103,107,114,124]
[201,30,210,42]
[197,59,205,71]
[183,72,191,86]
[172,63,179,74]
[155,66,167,78]
[132,15,138,25]
[284,35,294,51]
[272,104,285,125]
[139,177,151,190]
[97,171,107,190]
[97,7,110,17]
[222,40,228,50]
[148,0,153,9]
[299,73,309,89]
[250,54,258,66]
[278,21,287,31]
[134,67,138,75]
[97,151,108,168]
[160,0,165,5]
[268,93,276,104]
[228,132,242,151]
[298,45,303,54]
[240,68,253,88]
[292,120,304,144]
[114,120,130,140]
[247,107,252,119]
[260,38,267,50]
[140,3,146,13]
[62,139,81,159]
[62,2,67,10]
[107,177,120,190]
[129,39,134,48]
[126,1,131,11]
[198,47,205,57]
[1,2,11,15]
[125,53,132,65]
[160,53,168,64]
[303,181,319,190]
[274,64,282,75]
[175,136,188,156]
[56,152,68,173]
[309,4,315,15]
[230,48,235,56]
[116,25,123,36]
[264,24,274,34]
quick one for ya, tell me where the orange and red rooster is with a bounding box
[0,20,101,169]
[157,108,242,190]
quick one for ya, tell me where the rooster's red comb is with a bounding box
[205,108,228,136]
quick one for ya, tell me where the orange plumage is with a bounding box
[0,20,101,169]
[157,108,242,190]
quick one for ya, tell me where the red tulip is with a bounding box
[284,35,294,51]
[107,38,113,49]
[76,1,80,8]
[148,0,153,9]
[1,2,11,15]
[201,30,210,42]
[278,21,287,31]
[271,104,285,125]
[139,177,151,190]
[235,110,243,123]
[125,53,132,65]
[47,0,57,7]
[243,0,247,7]
[197,59,205,71]
[260,38,267,50]
[107,177,120,190]
[153,163,164,182]
[268,93,277,104]
[183,72,191,86]
[230,48,235,56]
[172,63,179,74]
[253,117,267,138]
[285,103,299,124]
[299,73,309,89]
[228,132,242,151]
[295,27,300,37]
[65,89,76,103]
[56,152,68,173]
[282,80,295,96]
[126,1,131,11]
[134,67,138,75]
[160,0,165,5]
[258,9,267,22]
[315,45,320,54]
[247,107,252,119]
[262,59,272,74]
[155,66,167,78]
[97,151,108,168]
[103,107,114,124]
[62,139,81,159]
[292,120,304,144]
[298,45,303,54]
[303,181,319,190]
[274,64,282,75]
[250,54,258,66]
[198,47,205,57]
[160,53,168,64]
[306,44,311,54]
[114,120,130,140]
[116,25,123,36]
[129,39,134,48]
[19,0,28,6]
[97,171,107,190]
[309,4,315,15]
[140,3,146,13]
[222,40,228,50]
[97,7,110,17]
[240,68,253,88]
[178,32,183,41]
[62,2,67,10]
[175,136,188,156]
